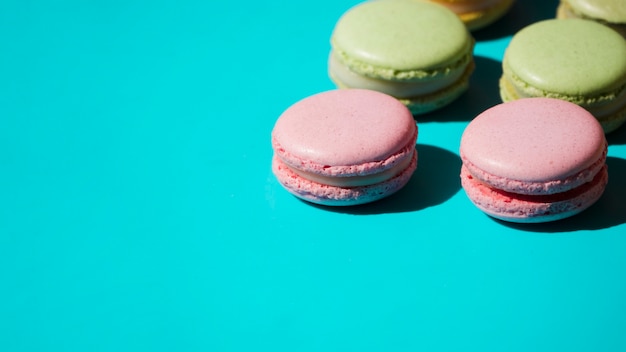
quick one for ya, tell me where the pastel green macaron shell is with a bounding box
[331,0,472,81]
[504,19,626,98]
[566,0,626,23]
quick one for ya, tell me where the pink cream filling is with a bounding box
[461,164,608,221]
[272,127,418,177]
[277,150,416,187]
[461,146,607,195]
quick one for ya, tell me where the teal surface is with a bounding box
[2,1,626,351]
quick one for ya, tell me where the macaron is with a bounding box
[460,98,608,223]
[328,0,475,115]
[499,19,626,133]
[271,89,418,206]
[424,0,515,31]
[556,0,626,38]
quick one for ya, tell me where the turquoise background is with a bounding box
[2,0,626,351]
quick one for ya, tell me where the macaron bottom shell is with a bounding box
[272,151,417,206]
[460,165,608,223]
[330,60,475,116]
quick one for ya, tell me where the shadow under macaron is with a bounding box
[494,156,626,233]
[311,144,461,215]
[606,124,626,145]
[471,0,559,41]
[417,56,502,123]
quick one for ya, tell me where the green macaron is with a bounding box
[329,0,475,115]
[557,0,626,38]
[500,19,626,133]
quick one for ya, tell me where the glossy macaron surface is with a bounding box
[460,98,606,186]
[272,89,416,174]
[331,0,471,75]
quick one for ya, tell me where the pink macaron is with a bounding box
[460,98,608,223]
[271,89,418,206]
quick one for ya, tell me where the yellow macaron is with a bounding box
[425,0,515,31]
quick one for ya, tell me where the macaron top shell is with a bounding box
[272,89,416,175]
[504,19,626,95]
[460,98,606,183]
[331,0,471,76]
[566,0,626,23]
